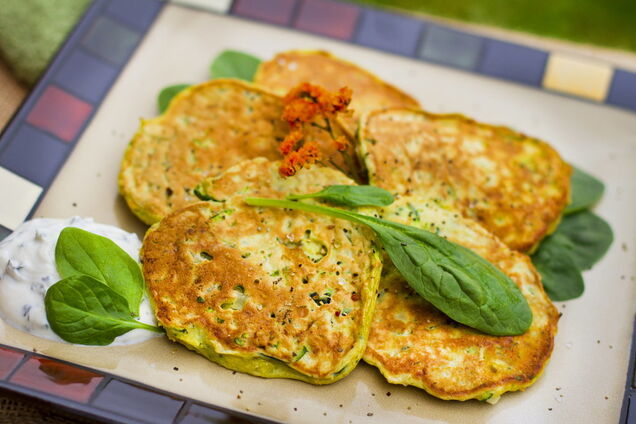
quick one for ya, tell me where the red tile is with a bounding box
[233,0,297,26]
[294,0,360,40]
[10,357,103,403]
[0,347,25,379]
[26,86,93,142]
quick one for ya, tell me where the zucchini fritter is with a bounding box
[254,50,419,137]
[363,196,559,401]
[142,159,382,384]
[119,79,354,225]
[359,109,571,251]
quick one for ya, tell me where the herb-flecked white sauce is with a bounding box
[0,217,158,345]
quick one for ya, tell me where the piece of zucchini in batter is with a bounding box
[358,108,571,252]
[142,159,382,383]
[364,195,559,401]
[119,79,354,225]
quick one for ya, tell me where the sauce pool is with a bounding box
[0,217,158,345]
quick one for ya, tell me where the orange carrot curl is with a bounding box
[278,83,352,177]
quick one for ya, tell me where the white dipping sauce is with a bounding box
[0,217,158,345]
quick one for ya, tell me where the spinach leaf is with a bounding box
[287,185,394,207]
[565,166,604,215]
[55,228,144,316]
[210,50,261,81]
[245,197,532,336]
[45,275,161,346]
[556,211,613,270]
[531,211,612,300]
[157,84,190,113]
[531,235,584,301]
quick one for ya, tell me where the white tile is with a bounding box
[0,167,42,230]
[169,0,232,13]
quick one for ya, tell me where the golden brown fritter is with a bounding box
[254,50,419,137]
[363,196,559,401]
[142,159,382,384]
[359,109,571,251]
[119,79,355,225]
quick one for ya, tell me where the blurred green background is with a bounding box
[351,0,636,52]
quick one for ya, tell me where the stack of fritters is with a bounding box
[122,50,569,401]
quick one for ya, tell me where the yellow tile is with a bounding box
[543,53,613,101]
[0,167,42,230]
[170,0,232,13]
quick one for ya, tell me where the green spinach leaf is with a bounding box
[55,228,144,316]
[565,166,604,215]
[245,197,532,336]
[45,275,161,346]
[287,185,394,207]
[531,235,584,301]
[210,50,261,81]
[556,211,613,270]
[531,211,612,300]
[157,84,190,113]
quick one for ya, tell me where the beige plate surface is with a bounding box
[3,4,636,423]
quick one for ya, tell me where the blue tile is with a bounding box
[628,393,636,424]
[419,25,484,70]
[0,126,68,187]
[0,225,11,242]
[607,69,636,112]
[354,9,423,56]
[81,16,141,65]
[478,39,548,86]
[92,380,183,424]
[53,50,118,103]
[106,0,163,31]
[181,404,252,424]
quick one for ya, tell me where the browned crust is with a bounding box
[359,108,572,251]
[118,79,357,225]
[363,198,559,401]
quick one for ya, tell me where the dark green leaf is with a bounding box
[210,50,261,81]
[555,211,613,270]
[565,166,604,215]
[245,197,532,336]
[45,276,161,345]
[287,185,394,207]
[531,236,584,301]
[157,84,190,113]
[55,228,144,316]
[531,211,612,301]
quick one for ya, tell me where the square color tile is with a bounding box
[232,0,297,26]
[181,404,253,424]
[478,39,548,86]
[0,225,11,242]
[419,25,484,70]
[0,347,24,380]
[542,53,613,102]
[171,0,233,13]
[105,0,164,31]
[607,69,636,112]
[81,16,141,65]
[53,49,118,103]
[25,85,92,143]
[628,394,636,424]
[354,8,423,56]
[0,125,68,187]
[10,357,103,403]
[294,0,360,40]
[0,167,42,230]
[92,380,183,423]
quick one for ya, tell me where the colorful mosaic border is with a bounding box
[0,0,635,422]
[0,343,272,423]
